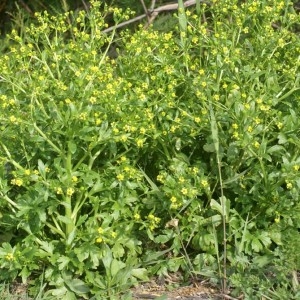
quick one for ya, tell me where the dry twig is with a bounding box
[102,0,209,33]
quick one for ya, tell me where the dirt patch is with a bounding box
[130,274,227,300]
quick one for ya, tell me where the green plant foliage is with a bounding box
[0,0,300,298]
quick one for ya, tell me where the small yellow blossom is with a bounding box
[192,167,199,174]
[293,165,299,171]
[9,116,17,123]
[181,188,188,195]
[67,188,74,196]
[72,176,78,183]
[136,138,144,148]
[233,132,239,139]
[170,196,177,203]
[201,180,208,187]
[89,96,97,104]
[286,182,293,189]
[5,253,14,261]
[56,187,63,195]
[24,169,31,175]
[134,213,141,221]
[254,141,260,148]
[96,237,103,243]
[157,174,164,182]
[11,178,23,186]
[117,174,124,181]
[277,122,283,129]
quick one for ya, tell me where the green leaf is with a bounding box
[66,228,76,246]
[131,268,149,281]
[251,237,263,252]
[112,242,125,258]
[57,215,73,224]
[178,0,187,33]
[258,231,271,247]
[68,141,77,154]
[269,231,282,245]
[210,198,225,216]
[38,159,46,178]
[52,286,68,297]
[203,143,215,152]
[64,278,90,294]
[40,241,54,254]
[110,259,126,277]
[57,256,70,270]
[267,145,285,154]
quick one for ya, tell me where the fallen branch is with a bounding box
[102,0,209,34]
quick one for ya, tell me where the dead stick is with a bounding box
[102,0,210,34]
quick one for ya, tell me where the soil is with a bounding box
[129,274,233,300]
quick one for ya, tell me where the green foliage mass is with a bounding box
[0,0,300,299]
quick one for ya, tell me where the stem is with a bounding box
[0,192,20,210]
[209,102,227,294]
[46,220,65,239]
[33,123,62,154]
[65,147,75,238]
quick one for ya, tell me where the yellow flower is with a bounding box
[96,237,103,243]
[157,174,164,182]
[170,196,177,203]
[179,177,185,183]
[56,187,63,195]
[134,213,141,221]
[201,180,208,187]
[254,141,260,148]
[67,188,74,196]
[11,178,23,186]
[117,174,124,181]
[181,188,188,195]
[72,176,78,183]
[286,182,293,189]
[277,122,283,129]
[194,117,201,123]
[9,116,17,123]
[5,253,14,261]
[136,138,144,148]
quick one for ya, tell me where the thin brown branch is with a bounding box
[150,0,156,10]
[102,0,209,34]
[139,0,150,22]
[18,0,34,16]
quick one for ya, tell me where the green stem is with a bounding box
[0,142,24,171]
[33,123,62,154]
[65,147,75,237]
[46,220,65,239]
[0,192,20,210]
[209,101,227,294]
